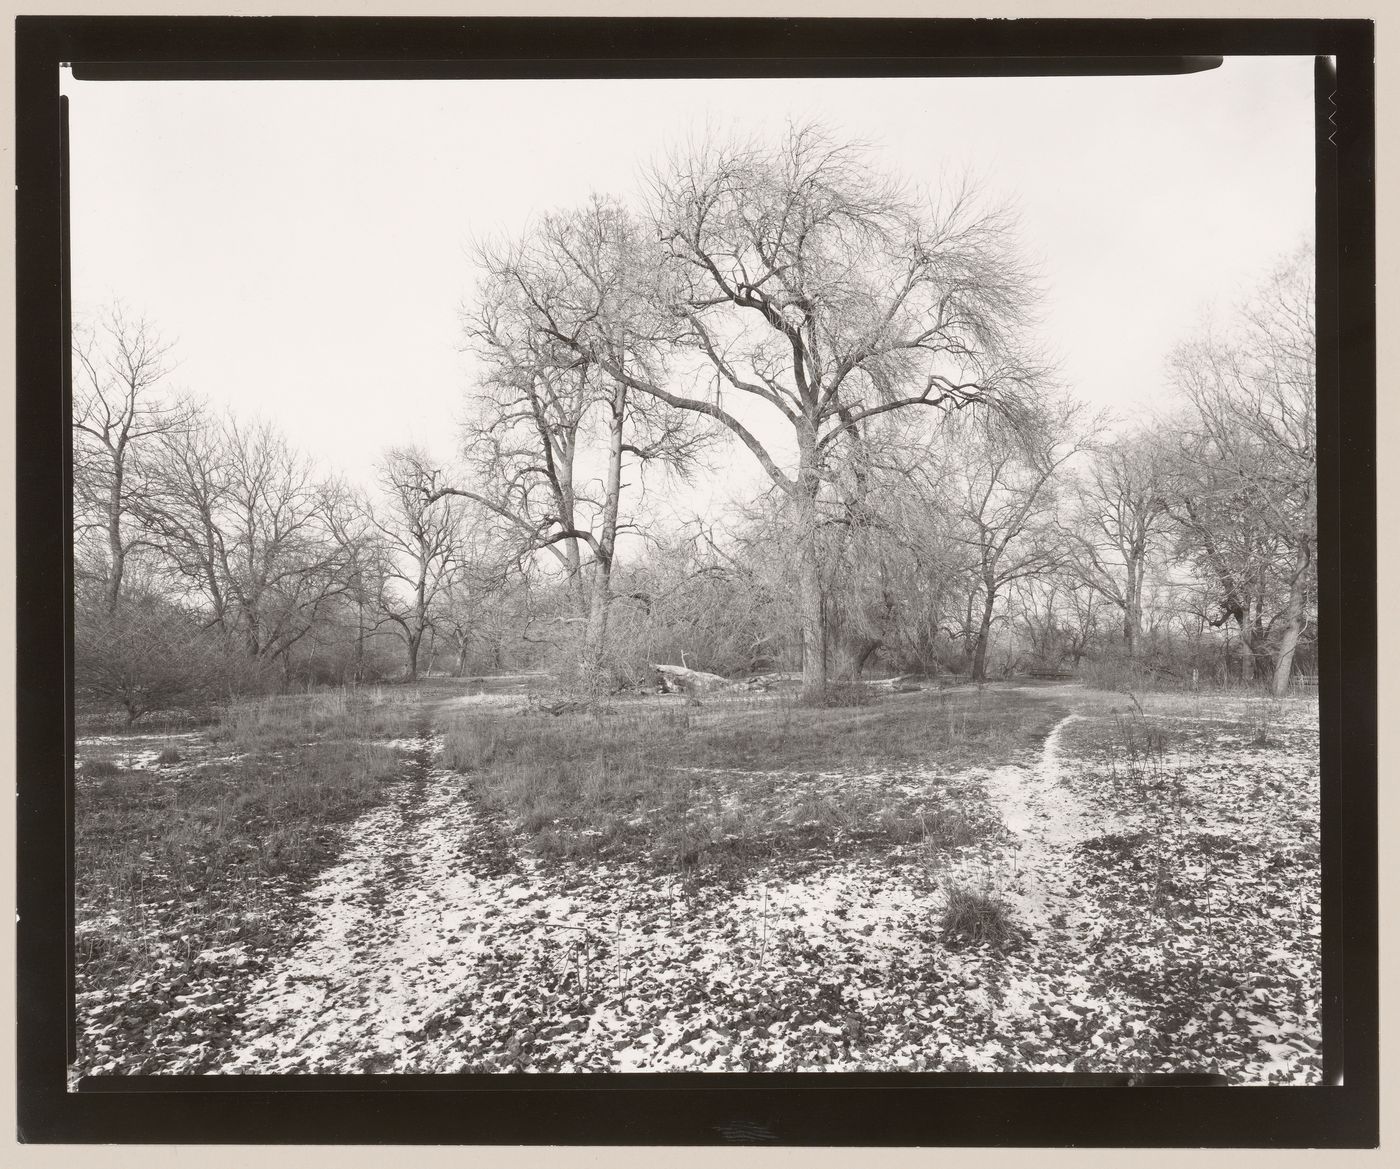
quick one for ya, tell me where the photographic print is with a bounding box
[64,57,1324,1087]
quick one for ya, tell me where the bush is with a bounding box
[75,596,232,724]
[940,884,1018,949]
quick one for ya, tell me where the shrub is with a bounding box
[75,595,232,725]
[940,884,1017,949]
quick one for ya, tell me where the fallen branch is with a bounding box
[652,663,731,695]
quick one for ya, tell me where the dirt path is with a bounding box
[221,703,471,1072]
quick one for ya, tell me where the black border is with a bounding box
[15,16,1377,1147]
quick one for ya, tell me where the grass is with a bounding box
[74,689,415,989]
[72,675,1322,1080]
[940,884,1018,949]
[208,685,420,753]
[438,689,1048,876]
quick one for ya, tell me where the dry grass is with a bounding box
[208,686,419,753]
[438,689,1048,876]
[75,690,413,986]
[940,884,1018,949]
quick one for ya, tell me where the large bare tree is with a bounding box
[492,123,1043,698]
[438,196,709,685]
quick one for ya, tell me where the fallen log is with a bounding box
[866,675,923,693]
[652,663,730,695]
[737,671,791,691]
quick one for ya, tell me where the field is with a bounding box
[72,677,1321,1083]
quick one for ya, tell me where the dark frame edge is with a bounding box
[15,14,1379,1148]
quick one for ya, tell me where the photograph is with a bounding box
[62,57,1324,1087]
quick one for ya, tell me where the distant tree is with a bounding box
[146,413,357,672]
[71,305,195,613]
[363,448,465,681]
[74,585,227,724]
[1014,577,1071,673]
[1159,445,1279,683]
[1059,575,1107,669]
[948,397,1101,681]
[1065,429,1173,657]
[1165,246,1316,694]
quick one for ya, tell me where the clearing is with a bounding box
[73,678,1321,1082]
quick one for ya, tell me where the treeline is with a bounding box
[73,123,1316,720]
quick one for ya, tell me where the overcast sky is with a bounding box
[63,60,1314,510]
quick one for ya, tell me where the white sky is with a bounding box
[63,60,1315,511]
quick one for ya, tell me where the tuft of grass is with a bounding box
[940,884,1018,949]
[1248,698,1282,747]
[156,746,183,766]
[82,757,122,778]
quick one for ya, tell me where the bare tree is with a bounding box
[441,196,710,685]
[74,585,228,724]
[147,412,356,673]
[1059,576,1106,670]
[1165,246,1315,694]
[948,398,1101,681]
[365,448,465,681]
[1065,429,1173,657]
[71,305,195,612]
[1013,576,1071,672]
[504,123,1043,698]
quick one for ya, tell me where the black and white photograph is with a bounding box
[62,55,1327,1088]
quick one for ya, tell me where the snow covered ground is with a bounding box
[72,687,1322,1082]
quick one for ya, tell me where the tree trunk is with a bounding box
[1123,600,1141,656]
[405,629,421,682]
[1272,545,1311,697]
[581,378,626,676]
[795,429,828,701]
[582,563,612,674]
[971,588,996,683]
[799,543,827,699]
[105,461,125,613]
[355,596,365,685]
[242,607,261,659]
[853,638,880,677]
[1237,613,1257,683]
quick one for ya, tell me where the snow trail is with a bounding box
[980,712,1100,930]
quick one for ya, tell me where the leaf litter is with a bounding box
[73,689,1321,1082]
